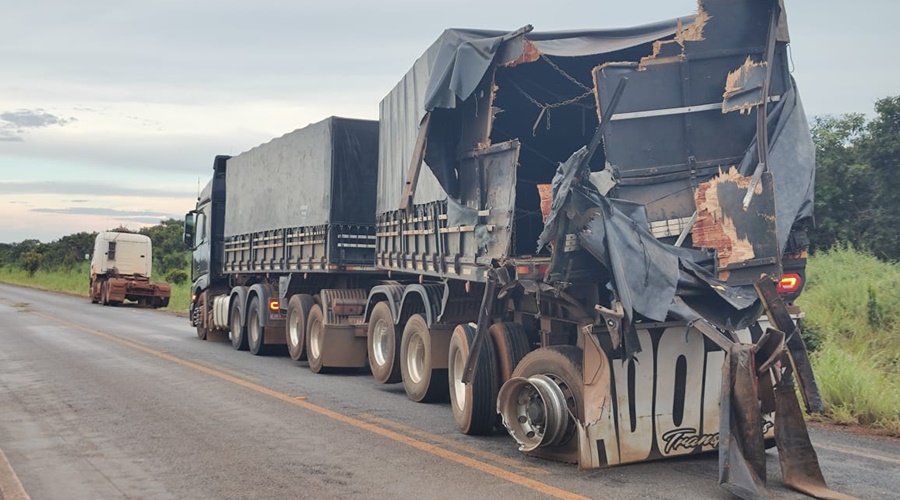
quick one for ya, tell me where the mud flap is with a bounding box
[719,343,768,500]
[717,277,854,499]
[774,373,855,500]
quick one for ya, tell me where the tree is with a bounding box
[810,96,900,260]
[139,219,188,276]
[809,113,874,252]
[859,96,900,260]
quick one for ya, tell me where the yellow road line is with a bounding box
[189,359,261,384]
[35,312,588,500]
[815,443,900,466]
[0,446,31,500]
[357,413,549,476]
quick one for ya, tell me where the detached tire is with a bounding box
[230,299,248,351]
[449,323,500,435]
[286,294,315,361]
[247,297,272,356]
[306,304,328,373]
[400,314,448,403]
[367,302,401,384]
[504,346,584,463]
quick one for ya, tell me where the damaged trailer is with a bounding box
[373,0,842,498]
[184,0,845,498]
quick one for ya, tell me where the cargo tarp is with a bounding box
[377,19,692,213]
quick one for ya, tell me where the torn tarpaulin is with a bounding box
[540,147,761,358]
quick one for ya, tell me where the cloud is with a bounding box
[0,109,75,141]
[0,181,194,198]
[0,109,74,128]
[31,206,176,218]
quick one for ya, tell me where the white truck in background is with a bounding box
[89,231,171,308]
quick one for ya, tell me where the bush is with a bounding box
[165,269,189,285]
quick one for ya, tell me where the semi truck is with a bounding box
[89,231,171,308]
[184,1,841,497]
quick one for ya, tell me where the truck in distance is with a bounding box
[89,231,171,308]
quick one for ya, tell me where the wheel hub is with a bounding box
[373,319,390,366]
[497,375,572,452]
[407,334,425,384]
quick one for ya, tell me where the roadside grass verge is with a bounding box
[0,262,191,314]
[798,246,900,436]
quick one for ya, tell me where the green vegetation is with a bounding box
[798,247,899,435]
[811,96,900,260]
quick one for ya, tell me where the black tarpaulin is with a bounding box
[422,20,692,112]
[540,148,763,358]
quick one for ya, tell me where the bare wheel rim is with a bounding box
[288,309,301,347]
[310,318,323,359]
[372,319,391,367]
[407,333,426,384]
[499,375,569,451]
[451,346,467,412]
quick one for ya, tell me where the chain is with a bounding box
[540,54,592,91]
[510,80,594,110]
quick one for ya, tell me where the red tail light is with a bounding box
[777,273,801,294]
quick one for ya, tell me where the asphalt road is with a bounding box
[0,283,897,500]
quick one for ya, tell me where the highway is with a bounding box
[0,283,897,499]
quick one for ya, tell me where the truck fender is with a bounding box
[229,286,250,329]
[398,283,445,327]
[192,274,211,301]
[247,283,278,327]
[364,284,405,323]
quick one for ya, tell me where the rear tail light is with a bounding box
[268,299,280,312]
[777,273,802,294]
[515,263,550,279]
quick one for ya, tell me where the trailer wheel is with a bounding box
[195,292,207,340]
[230,300,248,351]
[449,323,500,435]
[247,297,272,356]
[490,322,532,382]
[286,294,315,361]
[400,314,448,403]
[306,304,328,373]
[367,302,401,384]
[497,346,583,464]
[90,280,99,304]
[101,281,109,305]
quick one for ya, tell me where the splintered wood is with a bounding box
[693,167,761,269]
[723,56,767,114]
[638,3,709,67]
[537,184,553,222]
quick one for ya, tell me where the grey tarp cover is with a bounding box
[423,20,692,111]
[377,19,691,212]
[539,148,763,358]
[737,85,816,252]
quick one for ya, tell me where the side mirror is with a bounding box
[183,212,195,248]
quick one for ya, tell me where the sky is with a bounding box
[1,0,897,244]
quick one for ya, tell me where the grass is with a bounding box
[798,246,900,435]
[0,261,191,314]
